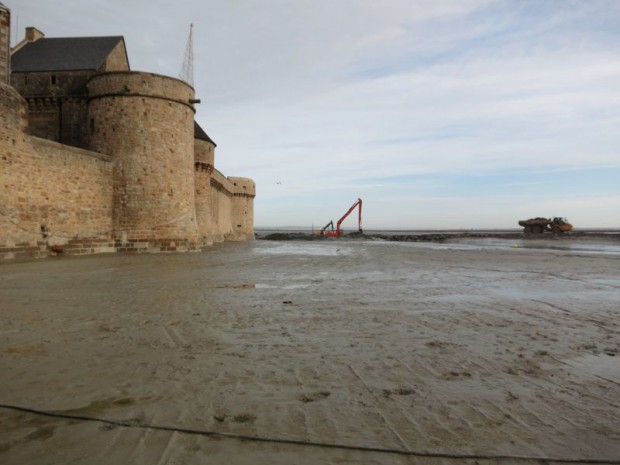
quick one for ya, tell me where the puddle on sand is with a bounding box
[218,283,312,290]
[255,283,311,290]
[563,353,620,384]
[217,283,256,289]
[369,237,620,256]
[255,243,355,256]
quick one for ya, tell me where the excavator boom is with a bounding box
[320,220,334,235]
[324,198,363,237]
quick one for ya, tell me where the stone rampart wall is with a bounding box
[1,83,114,260]
[194,139,214,244]
[195,155,256,244]
[207,172,256,242]
[210,169,234,242]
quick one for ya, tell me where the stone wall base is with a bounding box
[0,236,210,261]
[114,238,201,253]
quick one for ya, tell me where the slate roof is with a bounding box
[194,122,216,146]
[11,36,126,72]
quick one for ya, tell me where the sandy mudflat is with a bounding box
[0,239,619,464]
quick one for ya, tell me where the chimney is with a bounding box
[25,27,45,42]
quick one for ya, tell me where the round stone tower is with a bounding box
[229,176,256,240]
[87,71,199,249]
[0,2,10,85]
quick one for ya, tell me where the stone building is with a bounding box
[11,29,129,148]
[0,3,255,260]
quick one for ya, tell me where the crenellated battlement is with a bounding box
[229,177,257,198]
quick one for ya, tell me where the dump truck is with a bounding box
[518,217,573,234]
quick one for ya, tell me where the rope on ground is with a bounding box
[0,402,618,464]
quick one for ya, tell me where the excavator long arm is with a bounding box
[335,198,362,236]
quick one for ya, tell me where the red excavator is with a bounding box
[321,198,363,238]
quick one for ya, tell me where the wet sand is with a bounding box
[1,239,619,464]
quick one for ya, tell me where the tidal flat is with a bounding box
[1,239,619,464]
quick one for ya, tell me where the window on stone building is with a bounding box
[90,118,95,133]
[51,75,57,85]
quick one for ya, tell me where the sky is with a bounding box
[6,0,620,229]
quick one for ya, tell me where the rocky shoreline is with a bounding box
[258,230,620,243]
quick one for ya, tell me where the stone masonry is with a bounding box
[0,3,9,85]
[0,6,255,260]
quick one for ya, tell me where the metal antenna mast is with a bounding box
[179,23,194,87]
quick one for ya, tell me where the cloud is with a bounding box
[6,0,620,228]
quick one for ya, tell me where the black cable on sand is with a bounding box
[1,403,618,464]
